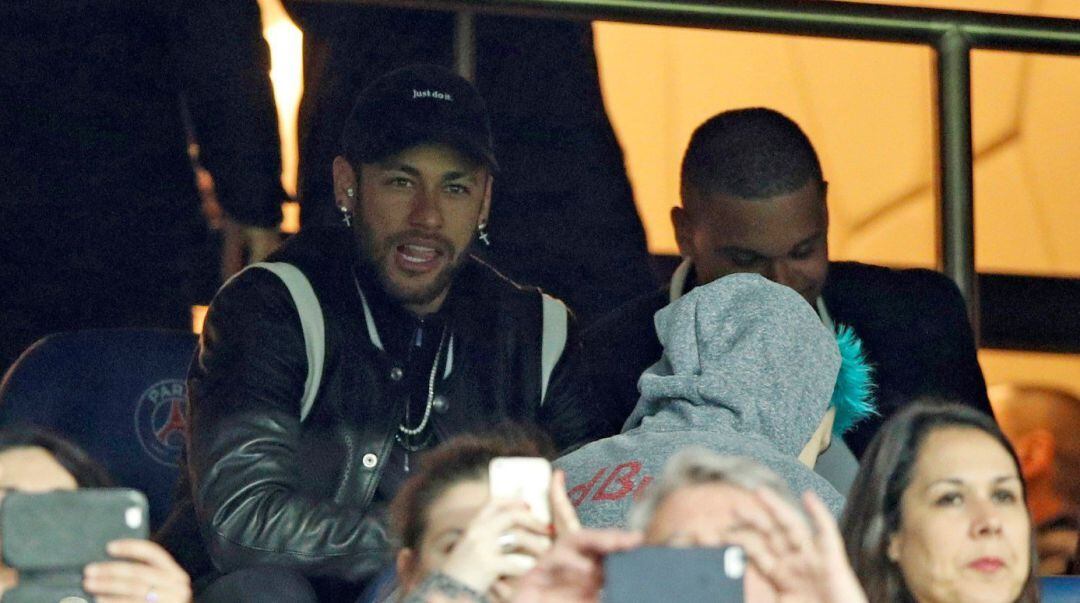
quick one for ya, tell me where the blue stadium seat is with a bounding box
[357,564,399,603]
[0,329,197,529]
[1040,576,1080,602]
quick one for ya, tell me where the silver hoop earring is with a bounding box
[478,222,491,247]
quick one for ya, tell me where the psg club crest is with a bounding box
[134,379,188,467]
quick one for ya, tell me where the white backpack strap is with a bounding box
[540,293,569,404]
[245,262,325,423]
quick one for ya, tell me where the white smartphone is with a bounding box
[488,456,552,525]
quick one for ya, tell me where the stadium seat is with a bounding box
[357,564,399,603]
[1040,576,1080,602]
[0,329,197,529]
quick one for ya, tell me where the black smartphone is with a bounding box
[603,546,745,603]
[1,488,149,603]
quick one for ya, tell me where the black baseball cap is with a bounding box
[340,64,497,171]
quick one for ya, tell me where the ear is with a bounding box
[797,407,836,468]
[333,156,359,212]
[479,173,493,225]
[887,532,902,563]
[396,548,419,591]
[671,206,694,260]
[1014,429,1055,482]
[819,407,836,451]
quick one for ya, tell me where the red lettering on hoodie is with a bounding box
[632,476,654,502]
[568,466,607,507]
[592,461,642,501]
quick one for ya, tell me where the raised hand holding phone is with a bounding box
[437,457,555,598]
[438,498,550,595]
[84,539,192,603]
[0,489,190,603]
[513,529,643,603]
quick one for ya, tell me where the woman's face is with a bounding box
[0,446,78,492]
[888,427,1030,603]
[400,479,488,590]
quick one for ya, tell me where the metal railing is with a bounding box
[302,0,1080,335]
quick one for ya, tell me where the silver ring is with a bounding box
[497,532,518,553]
[145,587,159,603]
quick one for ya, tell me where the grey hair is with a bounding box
[629,447,804,531]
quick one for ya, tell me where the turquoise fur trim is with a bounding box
[831,325,877,435]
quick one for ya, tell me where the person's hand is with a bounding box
[220,218,281,279]
[490,578,515,603]
[731,490,867,603]
[0,565,17,598]
[550,470,581,538]
[488,472,581,603]
[441,500,552,595]
[513,529,643,603]
[83,539,192,603]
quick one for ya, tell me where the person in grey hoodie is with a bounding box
[555,272,874,528]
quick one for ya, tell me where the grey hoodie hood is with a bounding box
[624,273,841,457]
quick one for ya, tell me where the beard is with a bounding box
[354,217,464,311]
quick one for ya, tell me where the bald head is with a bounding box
[991,384,1080,507]
[992,385,1080,439]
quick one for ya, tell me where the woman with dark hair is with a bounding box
[0,426,113,489]
[0,426,192,602]
[388,429,579,603]
[841,402,1039,603]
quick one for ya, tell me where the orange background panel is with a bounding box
[594,3,1080,279]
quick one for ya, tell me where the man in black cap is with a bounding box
[281,4,656,327]
[161,65,600,602]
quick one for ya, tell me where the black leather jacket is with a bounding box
[166,227,600,588]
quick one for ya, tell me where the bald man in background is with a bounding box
[991,384,1080,575]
